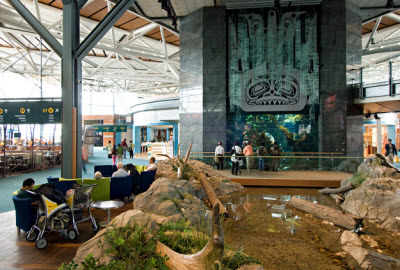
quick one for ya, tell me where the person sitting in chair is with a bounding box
[17,178,35,199]
[145,157,156,171]
[112,162,129,177]
[94,171,103,180]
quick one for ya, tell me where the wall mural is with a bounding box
[228,8,319,114]
[227,7,320,152]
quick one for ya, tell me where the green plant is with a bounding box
[158,220,209,254]
[222,249,261,269]
[348,172,368,187]
[59,222,169,270]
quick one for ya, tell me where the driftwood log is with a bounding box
[376,153,400,172]
[286,197,362,230]
[184,144,192,164]
[198,173,228,217]
[156,203,224,270]
[318,183,354,194]
[329,194,344,204]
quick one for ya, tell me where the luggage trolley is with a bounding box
[65,184,99,235]
[25,190,74,250]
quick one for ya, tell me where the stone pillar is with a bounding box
[180,7,227,156]
[319,0,363,156]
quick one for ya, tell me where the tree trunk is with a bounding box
[184,144,192,164]
[156,203,224,270]
[286,197,361,230]
[198,173,229,217]
[318,183,354,194]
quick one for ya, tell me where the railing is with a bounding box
[178,154,364,172]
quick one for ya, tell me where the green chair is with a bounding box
[83,178,110,201]
[59,178,83,185]
[135,165,146,173]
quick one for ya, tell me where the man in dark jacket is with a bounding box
[385,139,398,164]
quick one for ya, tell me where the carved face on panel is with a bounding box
[246,74,300,106]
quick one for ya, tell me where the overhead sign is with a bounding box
[0,101,62,124]
[93,125,127,132]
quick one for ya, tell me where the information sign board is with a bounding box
[0,101,62,124]
[93,125,127,132]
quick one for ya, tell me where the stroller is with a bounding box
[25,183,98,250]
[65,184,99,235]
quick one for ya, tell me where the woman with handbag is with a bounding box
[230,141,243,175]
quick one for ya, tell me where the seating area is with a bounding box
[12,164,157,234]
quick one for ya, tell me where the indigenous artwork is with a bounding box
[228,8,319,113]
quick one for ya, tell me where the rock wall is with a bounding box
[342,178,400,233]
[156,159,245,196]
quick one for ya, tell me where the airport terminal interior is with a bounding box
[1,0,400,269]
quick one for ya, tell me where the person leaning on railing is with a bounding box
[243,142,253,172]
[215,142,225,171]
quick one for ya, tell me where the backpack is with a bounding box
[112,148,118,155]
[258,146,267,156]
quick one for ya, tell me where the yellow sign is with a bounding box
[48,108,53,113]
[20,108,25,114]
[43,108,48,113]
[0,108,2,114]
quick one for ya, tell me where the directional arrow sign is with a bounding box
[0,101,61,124]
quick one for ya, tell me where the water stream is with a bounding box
[221,187,349,269]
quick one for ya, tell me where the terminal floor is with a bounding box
[0,202,132,270]
[0,148,150,213]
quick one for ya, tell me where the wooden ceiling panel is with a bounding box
[119,17,150,31]
[163,29,174,38]
[114,12,137,27]
[38,0,54,4]
[90,7,109,21]
[50,0,63,9]
[146,27,161,36]
[80,0,107,17]
[148,32,162,40]
[363,22,375,31]
[380,17,397,27]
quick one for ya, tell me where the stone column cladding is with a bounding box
[180,7,227,156]
[319,0,363,156]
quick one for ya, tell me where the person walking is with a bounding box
[117,143,124,163]
[230,141,242,175]
[270,142,281,171]
[215,141,225,170]
[121,139,128,159]
[257,142,267,171]
[106,140,112,159]
[243,142,254,172]
[129,140,135,158]
[111,145,118,166]
[385,139,398,164]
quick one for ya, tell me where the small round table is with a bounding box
[91,200,124,226]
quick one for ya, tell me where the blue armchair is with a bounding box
[110,175,133,199]
[94,165,117,177]
[47,176,59,183]
[12,195,36,232]
[140,169,157,192]
[53,181,77,195]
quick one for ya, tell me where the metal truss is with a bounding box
[0,0,180,96]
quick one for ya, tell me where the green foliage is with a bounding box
[347,172,368,187]
[59,223,169,270]
[60,220,262,270]
[158,220,209,254]
[222,250,261,270]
